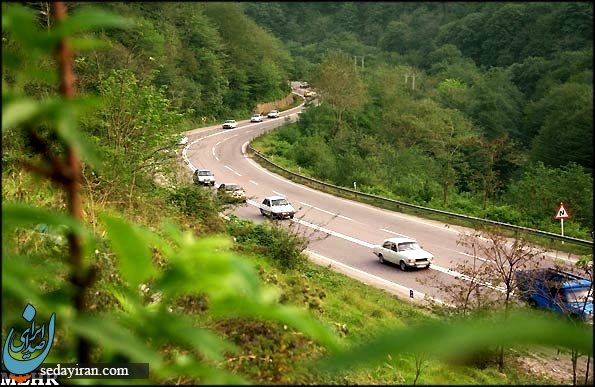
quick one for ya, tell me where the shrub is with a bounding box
[226,217,308,271]
[167,185,223,231]
[484,205,523,224]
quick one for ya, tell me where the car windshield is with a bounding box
[226,185,240,191]
[271,199,288,206]
[225,120,234,123]
[562,288,593,303]
[398,242,421,251]
[198,170,211,176]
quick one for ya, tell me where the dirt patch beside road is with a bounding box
[512,345,593,385]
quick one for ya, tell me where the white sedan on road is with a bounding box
[222,120,237,129]
[372,237,434,271]
[260,196,295,219]
[250,113,263,122]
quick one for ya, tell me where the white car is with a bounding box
[267,110,280,118]
[260,196,295,219]
[372,237,434,271]
[193,169,216,186]
[222,120,237,129]
[250,113,263,122]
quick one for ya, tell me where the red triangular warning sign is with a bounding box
[554,202,570,219]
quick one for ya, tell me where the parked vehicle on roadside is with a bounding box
[260,195,295,219]
[515,268,593,323]
[372,237,434,271]
[193,169,216,186]
[217,183,247,203]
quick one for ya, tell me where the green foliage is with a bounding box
[225,216,308,271]
[3,4,341,384]
[505,162,593,228]
[167,186,223,232]
[319,310,592,372]
[528,82,593,171]
[483,205,523,225]
[3,2,594,384]
[310,49,367,128]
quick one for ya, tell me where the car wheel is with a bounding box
[260,209,265,216]
[399,261,407,271]
[527,298,538,308]
[378,254,384,264]
[425,264,431,269]
[290,214,294,219]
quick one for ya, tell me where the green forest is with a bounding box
[8,1,591,236]
[244,2,593,237]
[2,2,593,385]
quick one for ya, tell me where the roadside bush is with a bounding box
[483,205,523,224]
[167,185,223,231]
[226,217,308,271]
[269,139,294,157]
[276,124,301,145]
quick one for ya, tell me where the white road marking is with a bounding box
[430,264,506,292]
[381,228,409,238]
[235,171,242,177]
[299,202,353,221]
[293,218,375,248]
[224,165,234,172]
[249,180,258,185]
[459,252,492,262]
[273,190,285,197]
[212,147,216,157]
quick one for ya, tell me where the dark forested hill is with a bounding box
[241,2,593,234]
[5,1,593,235]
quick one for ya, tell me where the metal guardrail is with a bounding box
[248,145,593,248]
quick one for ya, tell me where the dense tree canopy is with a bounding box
[4,1,593,235]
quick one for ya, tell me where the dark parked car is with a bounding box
[217,183,247,203]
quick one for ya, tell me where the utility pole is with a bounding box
[405,72,417,90]
[355,56,364,72]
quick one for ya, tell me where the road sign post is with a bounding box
[554,202,570,238]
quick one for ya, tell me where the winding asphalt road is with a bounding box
[182,88,580,305]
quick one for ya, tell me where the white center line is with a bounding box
[459,252,492,262]
[249,180,259,185]
[381,228,409,238]
[299,202,352,221]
